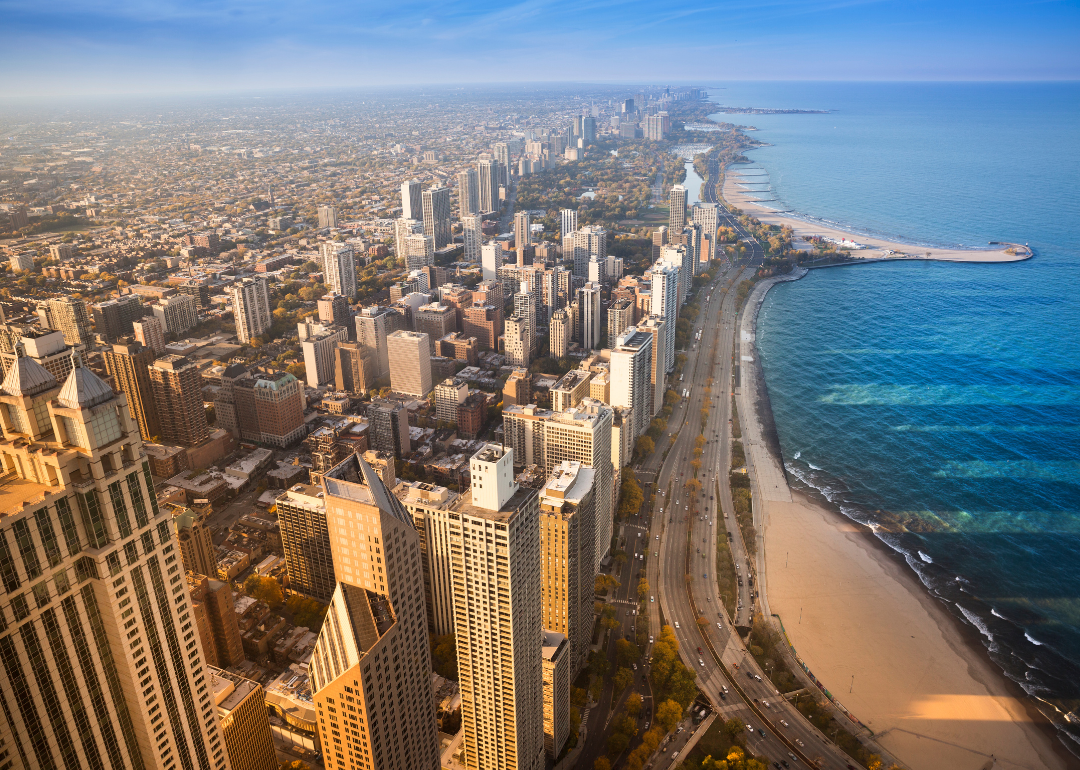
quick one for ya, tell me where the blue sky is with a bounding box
[1,0,1078,96]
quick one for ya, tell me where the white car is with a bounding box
[655,535,659,540]
[674,621,680,629]
[716,622,722,629]
[649,636,654,644]
[650,596,655,603]
[779,720,789,728]
[698,659,705,667]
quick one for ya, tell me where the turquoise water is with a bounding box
[711,83,1080,750]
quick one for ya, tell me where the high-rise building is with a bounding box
[387,330,432,397]
[404,232,435,271]
[669,184,687,232]
[450,445,544,770]
[318,205,338,229]
[659,244,689,308]
[514,211,531,251]
[503,368,531,408]
[356,305,405,379]
[92,294,148,341]
[609,327,653,437]
[551,369,592,413]
[299,321,349,388]
[333,341,376,395]
[568,226,606,278]
[652,224,669,261]
[230,276,272,344]
[103,338,160,441]
[311,454,441,770]
[276,483,337,603]
[231,370,306,448]
[638,315,668,417]
[649,263,679,372]
[394,480,460,636]
[320,242,357,300]
[477,157,500,213]
[504,316,531,368]
[542,631,570,760]
[151,293,198,336]
[434,377,468,424]
[502,399,615,567]
[692,203,719,262]
[644,114,666,141]
[494,142,511,186]
[581,116,597,143]
[514,288,537,355]
[560,209,577,242]
[318,292,353,328]
[422,185,452,249]
[539,461,596,675]
[549,308,570,360]
[189,574,245,668]
[173,503,217,578]
[36,296,93,347]
[401,179,423,221]
[457,168,480,218]
[577,282,602,350]
[0,353,230,770]
[394,217,424,263]
[150,354,209,447]
[480,242,502,282]
[462,214,482,263]
[462,304,502,351]
[133,316,166,354]
[368,398,410,456]
[611,405,636,471]
[207,667,279,770]
[8,252,33,272]
[415,304,456,353]
[178,281,212,310]
[607,297,635,342]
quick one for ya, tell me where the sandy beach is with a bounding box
[736,275,1074,770]
[722,167,1031,263]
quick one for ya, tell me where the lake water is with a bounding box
[711,82,1080,754]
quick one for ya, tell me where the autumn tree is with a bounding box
[244,575,283,608]
[656,698,683,732]
[637,577,649,599]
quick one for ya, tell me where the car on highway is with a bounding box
[717,622,723,629]
[698,659,705,667]
[779,719,789,728]
[650,595,654,602]
[649,636,654,644]
[674,621,680,629]
[795,739,805,748]
[655,534,659,540]
[745,724,753,732]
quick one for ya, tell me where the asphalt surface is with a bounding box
[634,166,867,769]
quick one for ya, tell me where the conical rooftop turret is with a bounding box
[58,350,114,410]
[1,343,58,397]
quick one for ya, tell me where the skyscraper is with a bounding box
[173,503,218,579]
[494,142,511,186]
[387,330,433,397]
[462,304,503,351]
[577,282,602,350]
[318,205,338,229]
[369,398,410,457]
[669,184,687,232]
[542,632,570,761]
[151,294,198,337]
[299,321,349,388]
[457,168,480,218]
[550,308,570,360]
[568,226,606,278]
[514,287,537,355]
[276,483,337,603]
[92,294,148,341]
[477,156,500,213]
[207,667,278,770]
[189,574,245,668]
[394,217,424,263]
[504,316,531,368]
[401,179,423,221]
[539,461,596,676]
[103,338,160,441]
[356,305,405,379]
[150,354,209,447]
[320,242,357,300]
[660,244,690,307]
[560,209,578,241]
[133,316,166,355]
[311,455,441,770]
[650,263,680,372]
[422,185,452,249]
[462,215,482,263]
[609,327,653,436]
[334,342,376,394]
[36,296,92,347]
[415,304,456,353]
[502,399,615,568]
[514,211,531,251]
[481,242,502,282]
[230,276,272,344]
[0,353,230,770]
[404,233,435,271]
[318,292,353,328]
[692,203,719,263]
[637,315,668,417]
[395,480,460,636]
[450,445,544,770]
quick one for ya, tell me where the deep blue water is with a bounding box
[711,82,1080,751]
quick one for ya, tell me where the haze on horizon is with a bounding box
[2,0,1078,98]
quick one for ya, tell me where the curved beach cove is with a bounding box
[716,83,1080,768]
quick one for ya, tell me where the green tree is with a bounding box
[244,575,283,608]
[615,638,640,668]
[656,698,683,732]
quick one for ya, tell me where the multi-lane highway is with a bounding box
[637,163,868,769]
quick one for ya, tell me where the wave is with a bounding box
[956,603,995,642]
[1026,632,1046,646]
[918,550,934,564]
[793,450,801,459]
[992,608,1007,620]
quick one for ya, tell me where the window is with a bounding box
[86,407,122,448]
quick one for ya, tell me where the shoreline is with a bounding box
[736,272,1077,770]
[722,164,1033,263]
